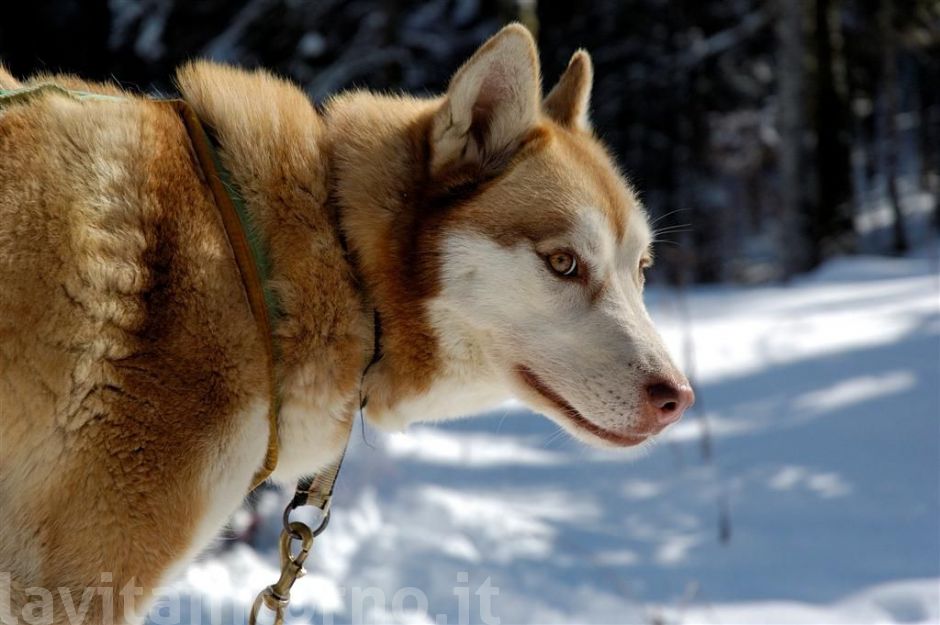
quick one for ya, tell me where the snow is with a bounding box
[150,245,940,624]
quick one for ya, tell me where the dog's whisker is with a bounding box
[653,221,692,230]
[648,207,690,228]
[495,408,510,433]
[542,426,569,448]
[652,225,693,236]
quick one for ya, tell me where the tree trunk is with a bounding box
[880,0,909,254]
[777,0,809,277]
[919,59,940,234]
[811,0,855,265]
[0,0,111,80]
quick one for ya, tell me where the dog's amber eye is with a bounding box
[548,252,578,277]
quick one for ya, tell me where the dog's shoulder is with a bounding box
[176,61,326,184]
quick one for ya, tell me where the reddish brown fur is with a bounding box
[1,82,269,621]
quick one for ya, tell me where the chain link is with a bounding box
[248,519,315,625]
[248,451,342,624]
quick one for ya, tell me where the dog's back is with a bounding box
[0,76,269,622]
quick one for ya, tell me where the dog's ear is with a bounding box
[543,50,593,130]
[430,24,540,176]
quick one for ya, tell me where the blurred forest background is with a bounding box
[1,0,937,286]
[2,4,938,622]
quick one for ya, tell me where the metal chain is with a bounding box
[248,499,331,625]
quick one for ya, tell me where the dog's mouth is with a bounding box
[515,365,647,447]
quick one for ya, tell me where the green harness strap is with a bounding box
[187,114,280,319]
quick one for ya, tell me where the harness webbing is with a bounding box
[170,100,282,488]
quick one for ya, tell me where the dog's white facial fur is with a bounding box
[419,206,687,447]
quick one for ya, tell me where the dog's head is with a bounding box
[344,25,693,446]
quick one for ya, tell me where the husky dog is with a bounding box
[0,24,692,624]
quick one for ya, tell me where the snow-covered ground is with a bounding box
[151,245,940,625]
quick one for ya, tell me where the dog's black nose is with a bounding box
[645,380,695,424]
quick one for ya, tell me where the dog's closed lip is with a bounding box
[515,364,647,447]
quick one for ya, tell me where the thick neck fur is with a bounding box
[325,92,447,416]
[325,91,511,426]
[178,62,372,477]
[177,63,505,473]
